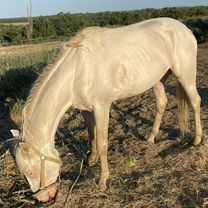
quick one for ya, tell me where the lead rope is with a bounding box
[64,150,90,208]
[40,156,46,189]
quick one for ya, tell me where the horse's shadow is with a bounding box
[0,67,39,150]
[198,87,208,107]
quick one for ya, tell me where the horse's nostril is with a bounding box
[48,187,57,198]
[48,190,56,198]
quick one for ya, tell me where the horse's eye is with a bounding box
[29,172,33,177]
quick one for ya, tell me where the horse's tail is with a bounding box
[176,81,190,137]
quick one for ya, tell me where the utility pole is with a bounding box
[27,0,33,40]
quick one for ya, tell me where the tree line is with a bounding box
[0,6,208,45]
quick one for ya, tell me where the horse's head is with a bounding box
[12,130,61,202]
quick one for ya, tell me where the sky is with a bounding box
[0,0,208,19]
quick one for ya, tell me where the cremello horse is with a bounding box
[14,18,202,202]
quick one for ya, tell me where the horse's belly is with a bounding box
[110,62,169,100]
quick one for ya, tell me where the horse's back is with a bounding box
[68,17,195,49]
[70,18,197,106]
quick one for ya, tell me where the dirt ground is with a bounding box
[0,44,208,208]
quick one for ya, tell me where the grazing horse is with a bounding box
[13,18,202,202]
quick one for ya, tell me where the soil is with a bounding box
[0,44,208,208]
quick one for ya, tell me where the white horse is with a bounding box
[13,18,202,202]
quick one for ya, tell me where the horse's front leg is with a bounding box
[147,82,167,143]
[81,110,98,166]
[94,104,111,191]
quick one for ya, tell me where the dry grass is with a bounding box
[0,41,62,55]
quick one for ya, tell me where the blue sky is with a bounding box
[0,0,208,18]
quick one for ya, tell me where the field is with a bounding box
[0,42,208,208]
[0,22,29,26]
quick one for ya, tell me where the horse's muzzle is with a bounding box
[33,183,58,202]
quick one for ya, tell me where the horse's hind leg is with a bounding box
[176,80,202,145]
[187,87,202,145]
[147,80,168,144]
[81,110,98,166]
[172,58,202,145]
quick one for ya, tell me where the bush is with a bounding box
[1,6,208,44]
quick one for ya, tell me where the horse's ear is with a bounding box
[10,129,20,138]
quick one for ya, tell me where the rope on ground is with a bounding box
[64,150,90,208]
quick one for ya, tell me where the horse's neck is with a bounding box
[23,121,56,154]
[23,48,78,153]
[24,95,72,144]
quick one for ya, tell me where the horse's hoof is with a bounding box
[88,155,98,167]
[193,139,201,146]
[89,160,97,167]
[147,138,155,144]
[98,183,107,192]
